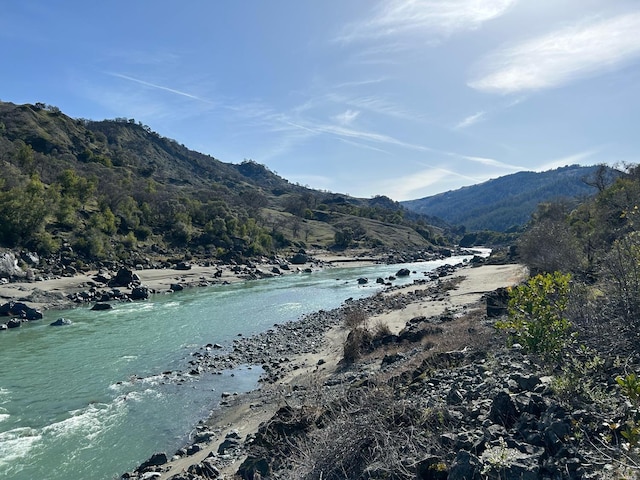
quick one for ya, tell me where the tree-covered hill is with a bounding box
[0,101,447,268]
[401,165,620,232]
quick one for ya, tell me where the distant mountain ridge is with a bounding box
[401,165,619,232]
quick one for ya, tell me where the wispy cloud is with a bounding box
[333,109,360,126]
[535,149,599,172]
[470,12,640,94]
[461,155,524,171]
[455,111,486,129]
[108,72,215,104]
[375,166,483,200]
[338,0,517,43]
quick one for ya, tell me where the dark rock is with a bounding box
[137,452,168,471]
[187,459,220,479]
[186,444,201,455]
[92,273,111,284]
[217,436,241,454]
[357,277,368,284]
[396,268,411,277]
[0,301,43,320]
[381,352,405,366]
[50,317,72,326]
[290,253,308,265]
[448,451,481,480]
[7,318,21,328]
[237,457,270,480]
[175,262,192,270]
[108,268,135,287]
[91,303,113,311]
[512,373,541,392]
[376,277,385,284]
[489,391,519,428]
[271,267,281,275]
[130,286,150,300]
[21,251,40,266]
[486,287,510,317]
[170,283,184,291]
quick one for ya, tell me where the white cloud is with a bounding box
[535,149,598,172]
[333,109,360,125]
[455,111,486,129]
[339,0,517,42]
[460,155,524,171]
[108,72,215,104]
[375,166,484,200]
[470,12,640,94]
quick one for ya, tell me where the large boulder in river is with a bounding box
[130,286,150,300]
[7,318,22,328]
[396,268,411,277]
[91,303,112,311]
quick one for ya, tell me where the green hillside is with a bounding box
[402,165,620,232]
[0,101,447,268]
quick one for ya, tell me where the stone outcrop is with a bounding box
[0,301,43,320]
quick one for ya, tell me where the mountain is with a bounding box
[0,101,446,268]
[401,165,620,232]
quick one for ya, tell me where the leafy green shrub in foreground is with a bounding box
[497,272,572,359]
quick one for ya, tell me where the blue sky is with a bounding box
[2,1,639,200]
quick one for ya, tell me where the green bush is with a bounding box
[497,272,572,359]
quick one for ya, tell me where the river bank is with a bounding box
[0,250,382,313]
[123,262,528,479]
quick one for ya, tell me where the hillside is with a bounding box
[402,165,619,232]
[0,101,447,271]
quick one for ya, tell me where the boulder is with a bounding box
[0,301,43,320]
[50,318,72,326]
[137,452,168,472]
[486,287,510,317]
[6,318,21,329]
[448,451,481,480]
[489,391,519,428]
[290,253,308,265]
[130,286,150,300]
[174,262,192,270]
[396,268,411,277]
[357,277,368,284]
[0,252,25,280]
[108,268,135,287]
[170,283,184,291]
[91,303,113,311]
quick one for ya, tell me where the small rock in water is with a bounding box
[50,318,72,326]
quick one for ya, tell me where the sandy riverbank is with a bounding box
[147,262,527,480]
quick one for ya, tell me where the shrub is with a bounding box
[344,307,367,329]
[497,272,572,360]
[343,327,373,364]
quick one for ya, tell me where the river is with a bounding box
[0,255,474,479]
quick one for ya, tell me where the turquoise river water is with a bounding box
[0,256,472,479]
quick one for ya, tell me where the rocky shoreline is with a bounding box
[118,261,527,480]
[0,247,472,330]
[119,259,640,480]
